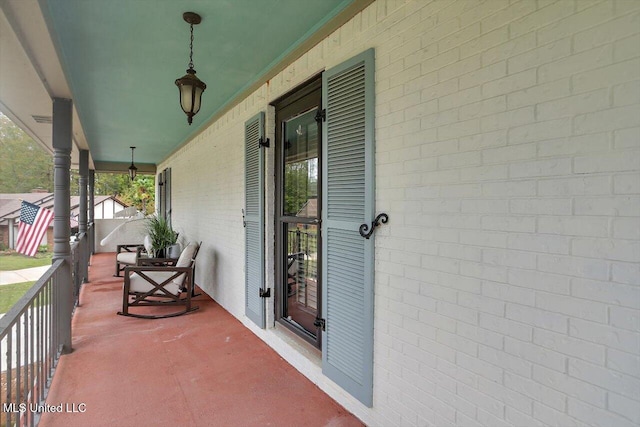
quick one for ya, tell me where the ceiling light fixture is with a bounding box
[128,146,137,181]
[175,12,206,125]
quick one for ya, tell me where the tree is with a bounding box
[121,175,155,215]
[284,159,317,216]
[72,171,155,215]
[0,114,53,192]
[1,113,154,214]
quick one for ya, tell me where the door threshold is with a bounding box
[274,322,321,364]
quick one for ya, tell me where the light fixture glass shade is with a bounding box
[128,163,137,181]
[128,146,137,180]
[176,68,206,125]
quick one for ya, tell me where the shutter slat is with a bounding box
[327,66,365,88]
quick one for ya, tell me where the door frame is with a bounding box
[272,74,323,347]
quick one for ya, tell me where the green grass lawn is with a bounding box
[0,281,36,313]
[0,252,52,271]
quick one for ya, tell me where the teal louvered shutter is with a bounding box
[244,112,266,328]
[321,48,375,407]
[164,168,172,225]
[157,172,164,217]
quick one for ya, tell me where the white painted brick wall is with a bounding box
[159,1,640,425]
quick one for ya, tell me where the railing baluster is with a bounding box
[29,303,34,427]
[24,310,28,427]
[0,335,3,419]
[42,288,46,401]
[41,285,46,394]
[42,287,47,395]
[47,273,58,387]
[54,268,59,358]
[50,279,54,383]
[23,311,29,427]
[35,293,40,405]
[0,337,3,427]
[6,329,12,427]
[48,279,53,384]
[16,315,21,426]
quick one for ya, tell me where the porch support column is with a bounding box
[79,150,88,235]
[78,149,89,282]
[89,169,95,254]
[52,97,73,354]
[8,218,15,248]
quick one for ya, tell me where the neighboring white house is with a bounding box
[70,195,129,220]
[0,193,129,249]
[156,1,640,427]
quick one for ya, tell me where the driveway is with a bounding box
[0,265,50,286]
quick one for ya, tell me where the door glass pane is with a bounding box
[283,109,318,217]
[284,223,319,336]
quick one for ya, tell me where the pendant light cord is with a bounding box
[188,24,194,69]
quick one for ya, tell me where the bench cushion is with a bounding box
[129,271,182,296]
[176,242,199,268]
[116,252,138,265]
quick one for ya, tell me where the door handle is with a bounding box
[359,213,389,239]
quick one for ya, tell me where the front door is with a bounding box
[275,77,322,346]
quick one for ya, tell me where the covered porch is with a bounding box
[39,253,361,427]
[2,0,640,426]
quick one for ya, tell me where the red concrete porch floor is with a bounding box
[39,253,363,427]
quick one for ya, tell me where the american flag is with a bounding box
[16,201,54,257]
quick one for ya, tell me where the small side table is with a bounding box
[137,256,178,267]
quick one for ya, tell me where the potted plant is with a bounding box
[145,216,178,258]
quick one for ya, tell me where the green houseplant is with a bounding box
[145,216,178,258]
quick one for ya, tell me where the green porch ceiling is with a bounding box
[38,0,362,167]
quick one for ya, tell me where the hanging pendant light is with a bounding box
[175,12,206,125]
[128,146,137,181]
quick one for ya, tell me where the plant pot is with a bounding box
[167,244,182,259]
